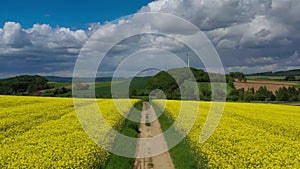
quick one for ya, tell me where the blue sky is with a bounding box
[0,0,154,29]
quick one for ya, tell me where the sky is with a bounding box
[0,0,154,29]
[0,0,300,78]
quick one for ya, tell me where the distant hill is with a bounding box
[44,76,128,83]
[44,76,73,82]
[147,67,229,100]
[248,69,300,76]
[0,75,50,95]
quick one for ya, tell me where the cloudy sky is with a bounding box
[0,0,300,78]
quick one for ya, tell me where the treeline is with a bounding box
[228,86,300,102]
[0,75,51,95]
[42,87,72,97]
[147,68,300,102]
[248,69,300,77]
[284,75,300,81]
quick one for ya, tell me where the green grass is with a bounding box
[68,78,150,98]
[152,103,209,169]
[94,82,114,98]
[129,78,150,92]
[48,82,71,88]
[294,84,300,89]
[52,79,235,101]
[103,101,142,169]
[246,76,285,80]
[178,81,233,101]
[94,78,150,98]
[197,82,225,92]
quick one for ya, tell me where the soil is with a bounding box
[234,80,297,93]
[133,102,175,169]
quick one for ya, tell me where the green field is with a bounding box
[246,76,285,80]
[197,82,233,93]
[49,79,233,100]
[48,82,71,88]
[294,84,300,89]
[94,78,150,98]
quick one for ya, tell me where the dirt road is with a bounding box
[133,102,174,169]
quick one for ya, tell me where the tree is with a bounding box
[190,68,209,82]
[287,86,299,101]
[228,80,235,88]
[229,72,246,82]
[244,88,255,102]
[130,89,137,97]
[227,89,238,101]
[275,87,289,101]
[227,88,244,101]
[61,87,68,94]
[27,84,37,94]
[0,75,49,95]
[284,75,296,81]
[147,71,180,99]
[244,90,254,102]
[255,86,275,101]
[201,89,212,101]
[212,88,226,101]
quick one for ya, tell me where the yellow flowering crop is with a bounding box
[0,95,138,168]
[154,100,300,168]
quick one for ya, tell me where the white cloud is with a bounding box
[285,51,300,65]
[26,24,52,35]
[0,22,91,77]
[217,39,238,49]
[140,0,273,31]
[1,22,31,48]
[138,0,300,73]
[1,0,300,77]
[0,22,89,54]
[245,56,274,65]
[226,64,278,73]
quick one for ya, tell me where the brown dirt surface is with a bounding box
[234,80,297,93]
[133,102,174,169]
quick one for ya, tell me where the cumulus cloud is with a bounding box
[1,22,31,48]
[139,0,300,73]
[226,64,279,73]
[140,0,272,30]
[285,51,300,66]
[245,56,274,65]
[1,0,300,78]
[0,22,89,77]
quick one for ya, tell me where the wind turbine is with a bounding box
[186,53,190,68]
